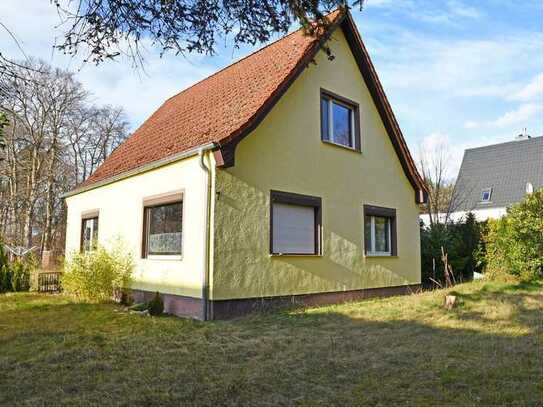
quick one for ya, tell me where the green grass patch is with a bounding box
[1,280,543,405]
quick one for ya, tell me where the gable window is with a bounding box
[81,212,99,252]
[364,205,397,256]
[142,193,183,258]
[320,89,361,151]
[270,190,322,255]
[481,188,492,203]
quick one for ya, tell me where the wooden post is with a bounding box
[444,295,457,310]
[441,246,453,288]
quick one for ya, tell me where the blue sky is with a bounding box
[3,0,543,177]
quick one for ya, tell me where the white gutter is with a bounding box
[62,142,217,198]
[198,146,215,321]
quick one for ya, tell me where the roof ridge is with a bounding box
[465,135,543,152]
[163,11,341,105]
[70,7,427,201]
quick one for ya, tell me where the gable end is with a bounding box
[215,11,427,204]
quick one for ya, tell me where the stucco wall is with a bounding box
[211,28,421,300]
[65,156,210,298]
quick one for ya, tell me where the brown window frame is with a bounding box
[141,193,184,259]
[320,88,361,152]
[363,205,397,256]
[80,212,99,253]
[270,190,322,256]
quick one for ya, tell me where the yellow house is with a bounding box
[64,9,428,319]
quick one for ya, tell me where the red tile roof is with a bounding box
[79,10,344,189]
[73,8,427,202]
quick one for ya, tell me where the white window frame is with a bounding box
[81,210,99,253]
[481,188,492,203]
[324,98,356,148]
[366,215,392,257]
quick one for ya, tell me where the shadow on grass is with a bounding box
[1,281,543,405]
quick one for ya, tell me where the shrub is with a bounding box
[448,214,486,281]
[420,222,449,286]
[62,242,134,302]
[10,260,31,292]
[420,213,485,287]
[0,264,11,293]
[0,241,7,270]
[147,292,164,316]
[0,243,34,293]
[0,242,9,292]
[484,190,543,281]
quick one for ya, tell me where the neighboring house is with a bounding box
[437,134,542,223]
[64,9,427,320]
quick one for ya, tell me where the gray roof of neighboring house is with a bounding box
[454,136,543,211]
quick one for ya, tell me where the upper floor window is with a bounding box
[81,213,99,252]
[481,188,492,203]
[320,89,361,151]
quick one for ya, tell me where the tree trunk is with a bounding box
[42,141,57,253]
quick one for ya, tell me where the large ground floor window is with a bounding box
[142,199,183,257]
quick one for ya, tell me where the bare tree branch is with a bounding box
[53,0,365,66]
[0,59,128,254]
[417,140,456,226]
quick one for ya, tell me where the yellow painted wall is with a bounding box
[65,156,210,298]
[211,28,421,300]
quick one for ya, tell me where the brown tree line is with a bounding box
[0,59,128,256]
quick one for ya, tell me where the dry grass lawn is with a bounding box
[1,280,543,406]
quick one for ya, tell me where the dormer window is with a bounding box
[320,89,361,151]
[481,188,492,203]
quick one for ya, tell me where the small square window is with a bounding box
[481,188,492,202]
[365,216,391,255]
[270,190,322,255]
[364,205,397,256]
[321,90,360,150]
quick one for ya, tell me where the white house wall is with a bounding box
[419,207,507,225]
[65,155,210,298]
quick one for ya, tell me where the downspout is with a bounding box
[198,145,215,321]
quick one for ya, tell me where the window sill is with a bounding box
[270,253,323,257]
[365,254,397,258]
[321,140,361,153]
[145,255,183,261]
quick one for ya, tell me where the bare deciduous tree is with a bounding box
[417,140,458,226]
[67,105,127,185]
[0,59,128,256]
